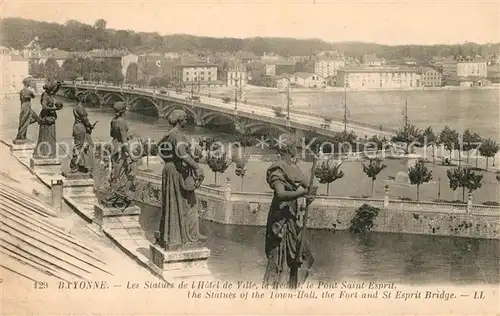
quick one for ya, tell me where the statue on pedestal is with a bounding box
[34,81,63,158]
[100,102,138,208]
[69,93,96,174]
[263,134,317,288]
[14,77,38,144]
[155,109,206,250]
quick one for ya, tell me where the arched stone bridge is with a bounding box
[60,83,395,139]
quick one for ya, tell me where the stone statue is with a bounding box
[100,102,139,208]
[155,109,206,250]
[263,134,317,288]
[69,93,96,174]
[14,77,38,144]
[33,81,63,158]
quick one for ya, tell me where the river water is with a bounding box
[139,203,499,285]
[1,92,499,285]
[223,87,500,139]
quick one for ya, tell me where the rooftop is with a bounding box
[340,66,419,73]
[175,63,218,68]
[9,54,27,62]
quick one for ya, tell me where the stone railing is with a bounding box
[134,168,499,215]
[93,147,499,239]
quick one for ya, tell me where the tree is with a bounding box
[94,19,107,30]
[206,151,232,186]
[408,160,433,200]
[478,138,499,170]
[366,135,388,155]
[438,126,460,164]
[391,123,423,154]
[362,158,387,197]
[446,167,483,202]
[420,127,437,164]
[335,130,358,155]
[233,156,248,190]
[314,159,345,195]
[42,58,61,81]
[28,60,44,78]
[462,129,482,165]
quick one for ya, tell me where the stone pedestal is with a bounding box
[138,156,163,171]
[94,204,142,235]
[10,141,36,158]
[149,244,211,279]
[392,154,422,186]
[30,157,61,176]
[62,173,97,205]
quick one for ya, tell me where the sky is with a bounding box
[1,0,499,45]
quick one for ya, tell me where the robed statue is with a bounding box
[34,81,63,158]
[14,77,38,144]
[155,109,206,250]
[263,134,317,287]
[69,93,96,174]
[100,102,139,208]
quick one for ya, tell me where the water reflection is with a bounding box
[139,203,499,285]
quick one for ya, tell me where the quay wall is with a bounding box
[95,164,500,240]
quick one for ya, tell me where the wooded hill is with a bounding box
[1,18,499,61]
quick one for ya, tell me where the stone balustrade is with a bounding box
[130,168,500,239]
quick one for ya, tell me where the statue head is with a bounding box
[113,101,128,116]
[167,109,188,127]
[22,77,32,87]
[276,133,300,164]
[42,80,60,95]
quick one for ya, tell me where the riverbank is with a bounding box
[200,84,500,94]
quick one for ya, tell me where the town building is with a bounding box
[265,61,295,77]
[420,67,443,87]
[27,48,70,67]
[487,64,500,84]
[226,59,249,87]
[362,54,386,66]
[335,66,421,89]
[120,53,139,78]
[173,63,218,84]
[446,76,491,87]
[277,72,326,88]
[1,54,29,95]
[137,53,177,83]
[261,52,282,62]
[442,56,487,85]
[457,56,487,77]
[314,57,346,78]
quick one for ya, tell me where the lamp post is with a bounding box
[343,83,348,132]
[234,77,239,110]
[286,77,291,120]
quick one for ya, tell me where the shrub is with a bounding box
[349,204,380,236]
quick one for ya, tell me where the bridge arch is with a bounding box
[128,96,159,117]
[75,90,102,106]
[200,112,235,126]
[159,104,197,120]
[249,123,290,136]
[103,93,125,106]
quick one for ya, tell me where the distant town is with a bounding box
[1,18,500,95]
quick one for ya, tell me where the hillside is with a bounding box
[1,18,499,60]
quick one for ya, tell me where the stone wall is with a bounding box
[93,162,500,239]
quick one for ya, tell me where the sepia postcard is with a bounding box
[0,0,499,315]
